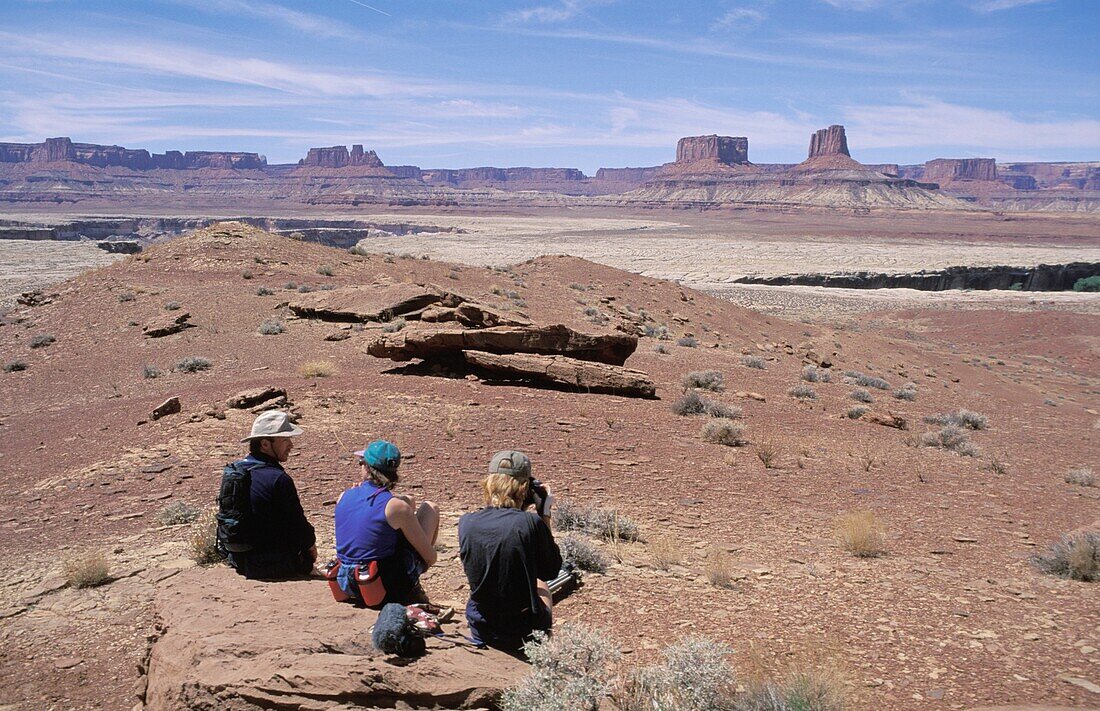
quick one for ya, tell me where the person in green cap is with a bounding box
[333,440,439,606]
[458,450,562,652]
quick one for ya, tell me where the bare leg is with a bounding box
[416,500,440,545]
[536,579,553,622]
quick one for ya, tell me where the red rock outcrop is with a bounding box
[421,167,587,185]
[807,125,850,158]
[923,158,997,182]
[462,350,655,397]
[675,135,749,165]
[299,144,384,168]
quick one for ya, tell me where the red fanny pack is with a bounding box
[324,560,387,608]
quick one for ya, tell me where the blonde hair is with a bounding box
[483,472,528,509]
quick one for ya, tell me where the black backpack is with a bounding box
[215,460,260,555]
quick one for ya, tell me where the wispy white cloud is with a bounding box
[716,8,766,28]
[970,0,1052,11]
[501,0,609,25]
[819,0,887,9]
[843,96,1100,153]
[159,0,359,39]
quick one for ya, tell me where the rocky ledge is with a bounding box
[144,567,527,710]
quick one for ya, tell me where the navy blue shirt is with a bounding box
[242,454,316,553]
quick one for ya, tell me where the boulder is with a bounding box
[143,567,526,710]
[143,312,194,338]
[420,306,458,322]
[454,303,532,328]
[151,397,181,420]
[225,387,287,410]
[366,324,638,366]
[463,350,656,398]
[289,285,442,323]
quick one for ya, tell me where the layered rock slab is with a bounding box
[463,350,655,398]
[144,567,526,710]
[366,324,638,366]
[289,285,444,322]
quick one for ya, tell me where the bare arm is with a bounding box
[385,497,438,567]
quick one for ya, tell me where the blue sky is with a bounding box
[1,0,1097,171]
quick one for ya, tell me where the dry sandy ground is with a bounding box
[0,222,1097,710]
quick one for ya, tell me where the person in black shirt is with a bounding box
[458,450,562,652]
[227,410,317,579]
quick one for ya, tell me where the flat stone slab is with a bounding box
[143,312,194,338]
[289,285,442,322]
[366,324,637,366]
[145,566,527,710]
[463,350,655,398]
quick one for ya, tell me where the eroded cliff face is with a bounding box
[298,144,384,168]
[923,158,998,182]
[0,137,266,170]
[675,135,749,164]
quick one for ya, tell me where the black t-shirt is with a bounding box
[458,507,562,626]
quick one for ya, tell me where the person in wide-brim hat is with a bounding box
[220,410,317,580]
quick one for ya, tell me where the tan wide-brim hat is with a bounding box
[241,410,303,442]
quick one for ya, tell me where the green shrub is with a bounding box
[849,388,873,403]
[677,336,698,348]
[502,623,620,711]
[788,384,817,400]
[801,365,831,383]
[29,334,55,349]
[174,356,212,373]
[4,360,28,373]
[156,501,200,526]
[1072,275,1100,292]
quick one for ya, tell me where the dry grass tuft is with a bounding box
[649,536,681,570]
[706,546,735,588]
[190,508,223,565]
[64,550,111,589]
[1064,467,1095,487]
[1033,532,1099,582]
[834,510,886,558]
[682,369,725,392]
[701,418,747,447]
[754,439,780,468]
[299,360,335,378]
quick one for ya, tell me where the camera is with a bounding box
[525,478,553,519]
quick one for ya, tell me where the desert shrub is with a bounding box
[801,365,831,383]
[502,623,620,711]
[117,291,136,303]
[893,386,917,401]
[317,263,334,276]
[258,319,285,335]
[920,424,979,457]
[164,301,181,311]
[835,510,886,558]
[1033,532,1099,582]
[559,534,609,573]
[844,371,890,390]
[653,344,670,355]
[448,269,460,280]
[555,501,641,542]
[299,361,335,378]
[283,281,297,290]
[740,355,765,370]
[1072,275,1100,292]
[754,439,779,468]
[382,317,406,333]
[174,356,212,373]
[701,418,746,447]
[29,333,55,349]
[672,390,739,418]
[1065,467,1095,487]
[924,409,988,431]
[142,364,163,379]
[569,282,588,291]
[788,384,817,400]
[683,369,725,392]
[849,388,873,403]
[255,286,274,296]
[643,324,670,340]
[618,638,735,711]
[845,406,869,419]
[741,666,847,711]
[297,284,313,293]
[649,536,681,570]
[189,508,222,565]
[156,501,200,526]
[240,269,254,280]
[706,401,742,419]
[4,360,28,373]
[677,336,698,348]
[64,550,111,589]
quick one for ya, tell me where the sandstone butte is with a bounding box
[0,222,1097,710]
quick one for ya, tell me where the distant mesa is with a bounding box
[298,144,384,169]
[675,135,750,165]
[922,158,998,183]
[0,137,266,170]
[808,125,850,158]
